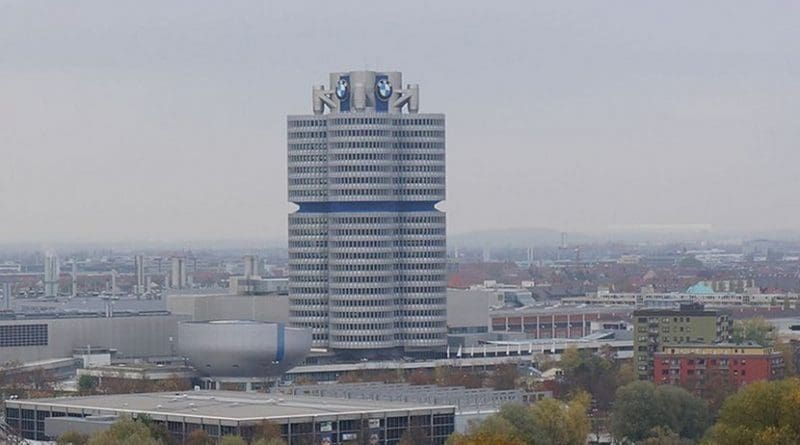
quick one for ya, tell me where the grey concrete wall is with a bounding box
[0,314,190,364]
[167,294,290,323]
[446,289,496,329]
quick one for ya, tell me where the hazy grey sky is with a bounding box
[1,1,798,243]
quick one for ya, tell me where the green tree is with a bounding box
[610,381,710,443]
[641,427,691,445]
[251,420,287,445]
[77,375,96,395]
[137,415,175,445]
[449,413,523,445]
[732,317,775,346]
[451,393,589,445]
[86,417,162,445]
[775,340,798,376]
[252,439,289,445]
[615,361,637,387]
[684,369,736,415]
[528,393,590,445]
[705,378,800,445]
[446,430,525,445]
[57,430,89,445]
[219,436,247,445]
[488,363,518,390]
[493,403,537,442]
[559,346,617,409]
[185,429,213,445]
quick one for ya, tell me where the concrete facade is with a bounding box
[288,70,447,355]
[445,289,496,346]
[0,312,189,364]
[229,276,288,296]
[446,289,496,332]
[167,293,290,323]
[633,303,733,380]
[490,306,634,340]
[170,257,188,289]
[43,254,60,298]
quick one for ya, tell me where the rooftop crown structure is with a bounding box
[288,71,447,357]
[312,71,419,115]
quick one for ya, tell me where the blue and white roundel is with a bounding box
[376,78,393,100]
[335,78,349,100]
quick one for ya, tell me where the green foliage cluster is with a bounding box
[185,429,214,445]
[56,417,288,445]
[251,420,288,445]
[731,317,776,347]
[558,345,635,410]
[338,363,521,390]
[610,381,710,443]
[56,430,88,445]
[446,393,590,445]
[77,375,96,395]
[85,417,163,445]
[449,332,798,445]
[704,378,800,445]
[642,427,694,445]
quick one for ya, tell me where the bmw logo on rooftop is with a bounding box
[375,78,392,100]
[335,78,349,100]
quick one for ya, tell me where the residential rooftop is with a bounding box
[633,303,730,317]
[658,341,775,351]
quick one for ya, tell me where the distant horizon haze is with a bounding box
[2,1,798,243]
[3,226,799,254]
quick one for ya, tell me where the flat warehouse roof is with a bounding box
[6,390,454,423]
[490,306,635,316]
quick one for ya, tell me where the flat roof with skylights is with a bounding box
[6,390,456,444]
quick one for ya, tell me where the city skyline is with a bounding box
[2,4,800,445]
[2,1,799,243]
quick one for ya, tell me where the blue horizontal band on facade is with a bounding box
[294,201,439,213]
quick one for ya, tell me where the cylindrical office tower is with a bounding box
[288,71,446,357]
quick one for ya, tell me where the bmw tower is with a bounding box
[287,71,446,358]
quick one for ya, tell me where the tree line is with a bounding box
[56,417,288,445]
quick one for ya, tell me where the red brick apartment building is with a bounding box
[653,343,784,389]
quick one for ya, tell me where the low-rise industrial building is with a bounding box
[229,277,288,296]
[489,306,634,340]
[77,362,196,385]
[562,289,800,309]
[167,293,290,323]
[283,382,551,433]
[284,334,633,383]
[0,311,189,365]
[445,288,497,346]
[5,390,456,444]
